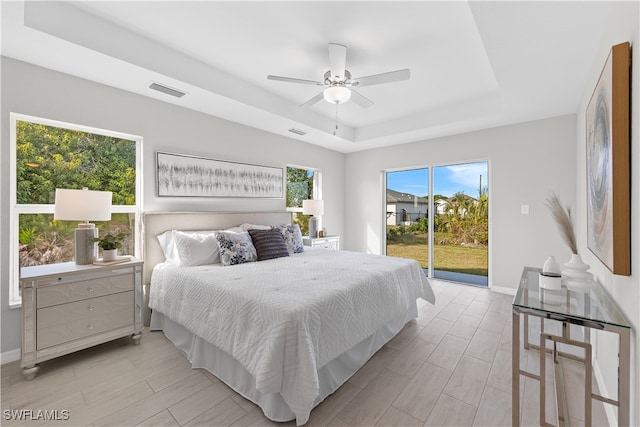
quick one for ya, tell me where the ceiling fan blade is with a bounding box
[300,92,325,108]
[267,75,324,85]
[350,89,375,109]
[350,69,410,87]
[328,43,347,81]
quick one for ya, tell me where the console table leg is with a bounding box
[512,309,520,427]
[619,327,630,426]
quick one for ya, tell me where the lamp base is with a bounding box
[75,223,98,265]
[308,216,319,238]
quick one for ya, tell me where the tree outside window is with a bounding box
[286,166,320,235]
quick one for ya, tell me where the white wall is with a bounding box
[342,2,639,422]
[574,2,639,425]
[344,115,577,291]
[0,57,345,355]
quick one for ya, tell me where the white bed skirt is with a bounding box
[150,302,418,423]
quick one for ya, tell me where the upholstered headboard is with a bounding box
[141,211,292,324]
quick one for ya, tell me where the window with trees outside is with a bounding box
[10,114,141,306]
[286,165,321,236]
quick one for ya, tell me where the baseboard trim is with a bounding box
[490,285,516,296]
[1,348,20,365]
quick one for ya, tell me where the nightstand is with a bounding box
[20,258,143,380]
[303,235,340,250]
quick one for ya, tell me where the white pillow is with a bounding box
[157,228,241,263]
[157,230,180,263]
[173,230,221,266]
[239,223,271,231]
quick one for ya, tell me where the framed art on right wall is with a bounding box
[585,41,631,276]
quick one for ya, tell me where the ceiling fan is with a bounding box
[267,43,410,109]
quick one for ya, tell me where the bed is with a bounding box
[143,211,435,425]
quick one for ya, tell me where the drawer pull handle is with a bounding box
[87,323,94,330]
[87,287,94,292]
[87,305,95,311]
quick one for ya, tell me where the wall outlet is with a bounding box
[521,204,530,215]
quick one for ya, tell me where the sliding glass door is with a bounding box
[385,162,489,286]
[386,168,430,271]
[432,163,488,286]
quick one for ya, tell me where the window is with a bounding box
[10,114,141,306]
[286,165,321,235]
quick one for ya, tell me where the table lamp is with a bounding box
[302,199,324,238]
[54,188,112,265]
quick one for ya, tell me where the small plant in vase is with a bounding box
[545,193,593,289]
[93,232,126,261]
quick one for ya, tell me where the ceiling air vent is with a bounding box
[149,82,186,98]
[288,128,306,136]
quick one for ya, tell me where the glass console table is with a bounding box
[512,267,630,426]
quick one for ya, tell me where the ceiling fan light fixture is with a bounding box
[323,86,351,104]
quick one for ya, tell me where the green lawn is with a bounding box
[386,232,488,276]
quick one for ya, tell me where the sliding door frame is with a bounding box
[383,159,493,288]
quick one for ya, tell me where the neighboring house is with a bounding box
[387,191,478,226]
[386,189,428,226]
[434,198,450,216]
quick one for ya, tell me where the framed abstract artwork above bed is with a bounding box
[156,151,284,198]
[585,41,630,276]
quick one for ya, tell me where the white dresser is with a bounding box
[20,258,143,379]
[303,235,340,250]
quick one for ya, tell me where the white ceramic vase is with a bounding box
[542,256,561,274]
[562,253,594,291]
[102,249,118,261]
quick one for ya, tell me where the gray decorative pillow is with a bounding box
[215,231,257,266]
[272,224,304,254]
[248,229,289,261]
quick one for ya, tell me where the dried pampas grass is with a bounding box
[545,193,577,254]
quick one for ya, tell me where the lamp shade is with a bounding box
[54,188,112,221]
[324,86,351,104]
[302,199,324,216]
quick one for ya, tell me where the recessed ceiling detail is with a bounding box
[3,1,612,153]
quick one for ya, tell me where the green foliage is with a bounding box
[387,227,399,239]
[19,227,39,247]
[441,190,489,246]
[433,215,446,232]
[416,216,429,233]
[16,121,136,205]
[92,231,127,250]
[286,167,313,208]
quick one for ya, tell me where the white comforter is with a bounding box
[149,248,434,425]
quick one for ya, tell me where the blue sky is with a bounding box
[386,162,488,198]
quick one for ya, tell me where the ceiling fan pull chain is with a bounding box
[333,102,339,136]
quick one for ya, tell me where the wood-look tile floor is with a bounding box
[1,279,610,426]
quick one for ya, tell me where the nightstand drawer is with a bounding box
[36,271,134,308]
[37,291,133,349]
[303,235,340,250]
[316,241,338,249]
